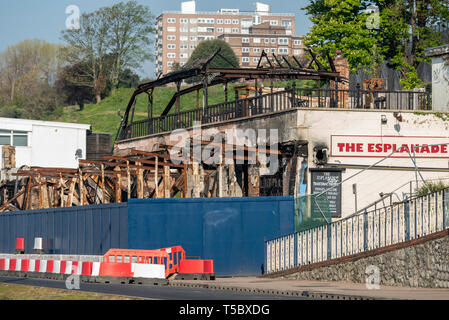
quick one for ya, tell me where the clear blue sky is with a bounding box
[0,0,312,78]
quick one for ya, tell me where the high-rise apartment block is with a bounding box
[155,1,306,75]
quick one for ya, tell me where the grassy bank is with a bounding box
[0,282,142,300]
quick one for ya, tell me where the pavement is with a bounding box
[168,276,449,300]
[0,276,305,300]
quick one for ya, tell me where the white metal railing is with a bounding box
[265,189,449,274]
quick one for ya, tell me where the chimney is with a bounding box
[332,50,349,108]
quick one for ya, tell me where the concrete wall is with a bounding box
[0,118,90,169]
[281,231,449,289]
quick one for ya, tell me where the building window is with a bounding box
[253,57,259,63]
[225,28,231,33]
[217,28,223,33]
[0,130,28,147]
[180,45,188,49]
[224,19,231,24]
[190,36,196,41]
[242,38,249,43]
[264,38,269,43]
[167,18,176,23]
[281,20,292,27]
[232,28,239,33]
[180,27,188,32]
[190,45,196,49]
[253,47,260,53]
[294,39,302,46]
[167,53,176,58]
[167,44,176,49]
[253,38,260,43]
[190,18,197,23]
[242,47,249,53]
[198,18,214,24]
[264,48,269,53]
[180,18,188,24]
[190,27,197,32]
[167,61,173,67]
[279,38,289,45]
[180,36,188,41]
[242,57,249,63]
[180,53,188,59]
[232,20,239,24]
[271,48,276,53]
[217,19,223,24]
[270,20,278,25]
[278,48,288,55]
[167,35,176,40]
[271,38,276,44]
[294,49,302,55]
[167,27,176,32]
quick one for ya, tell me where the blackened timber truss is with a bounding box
[116,49,347,141]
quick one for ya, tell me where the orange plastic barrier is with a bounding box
[9,259,17,271]
[99,262,132,277]
[16,238,24,250]
[179,259,214,274]
[0,259,4,271]
[103,246,186,278]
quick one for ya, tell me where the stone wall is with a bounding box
[281,232,449,288]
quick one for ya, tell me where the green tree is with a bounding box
[303,0,449,88]
[0,39,60,102]
[185,39,239,83]
[55,62,95,111]
[188,39,239,69]
[102,1,155,90]
[60,1,154,102]
[0,39,62,119]
[303,0,376,73]
[60,10,110,103]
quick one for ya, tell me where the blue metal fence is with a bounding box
[0,203,128,255]
[127,196,295,276]
[265,189,449,274]
[0,196,295,276]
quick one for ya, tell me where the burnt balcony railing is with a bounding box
[117,87,431,141]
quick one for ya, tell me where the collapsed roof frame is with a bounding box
[117,48,347,141]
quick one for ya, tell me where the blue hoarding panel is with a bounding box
[127,196,295,276]
[0,203,127,255]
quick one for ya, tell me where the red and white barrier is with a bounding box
[0,245,214,281]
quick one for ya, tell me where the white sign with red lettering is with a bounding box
[330,135,449,158]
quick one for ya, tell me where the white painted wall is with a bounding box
[297,109,449,219]
[0,118,90,169]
